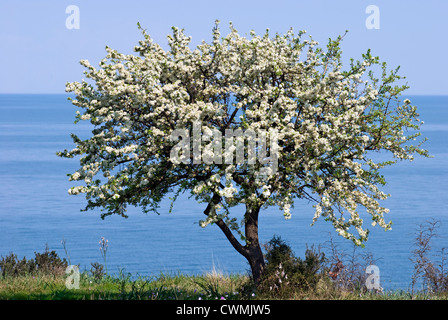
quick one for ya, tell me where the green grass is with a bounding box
[1,270,448,300]
[0,270,250,300]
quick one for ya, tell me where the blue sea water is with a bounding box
[0,94,447,291]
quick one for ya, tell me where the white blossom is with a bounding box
[57,21,428,245]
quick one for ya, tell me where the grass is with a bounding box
[0,269,250,300]
[1,270,448,300]
[2,219,448,300]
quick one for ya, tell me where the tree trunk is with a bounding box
[246,242,265,285]
[244,204,265,285]
[203,194,266,285]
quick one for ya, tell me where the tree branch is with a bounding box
[203,193,249,258]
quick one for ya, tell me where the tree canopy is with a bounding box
[58,21,428,281]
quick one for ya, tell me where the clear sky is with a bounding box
[1,0,447,95]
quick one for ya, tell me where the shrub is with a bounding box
[0,253,36,277]
[323,232,380,293]
[410,219,448,295]
[90,262,105,281]
[0,245,68,278]
[34,246,68,276]
[257,235,329,298]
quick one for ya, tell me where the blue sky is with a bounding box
[1,0,447,94]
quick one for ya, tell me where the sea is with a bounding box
[0,94,447,291]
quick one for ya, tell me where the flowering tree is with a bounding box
[58,21,428,284]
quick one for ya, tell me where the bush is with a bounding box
[411,219,448,295]
[257,235,329,298]
[0,253,36,277]
[0,245,68,278]
[90,262,105,281]
[323,232,381,293]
